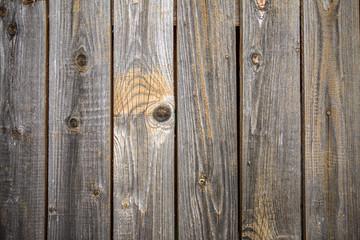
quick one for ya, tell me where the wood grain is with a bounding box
[303,0,360,239]
[177,0,238,239]
[174,0,240,26]
[241,0,301,239]
[113,1,174,239]
[0,1,46,239]
[47,0,111,239]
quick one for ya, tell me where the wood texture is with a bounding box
[177,0,238,238]
[303,0,360,239]
[0,1,46,239]
[47,0,111,239]
[241,0,301,239]
[113,1,174,239]
[174,0,240,26]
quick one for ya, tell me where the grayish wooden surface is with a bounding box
[303,0,360,239]
[177,0,238,239]
[48,0,111,239]
[241,0,301,239]
[0,0,46,239]
[113,0,175,239]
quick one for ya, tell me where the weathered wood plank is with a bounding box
[47,0,111,239]
[303,0,360,239]
[177,0,238,239]
[241,0,301,239]
[0,1,46,239]
[113,1,174,239]
[174,0,240,26]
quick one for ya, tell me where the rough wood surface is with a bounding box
[174,0,240,26]
[177,0,238,239]
[0,1,46,239]
[241,0,301,239]
[303,0,360,239]
[113,1,174,239]
[47,0,111,239]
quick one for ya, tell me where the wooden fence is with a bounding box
[0,0,359,239]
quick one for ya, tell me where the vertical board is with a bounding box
[113,1,174,239]
[0,1,46,239]
[304,0,360,239]
[48,0,111,239]
[241,0,301,239]
[177,0,238,239]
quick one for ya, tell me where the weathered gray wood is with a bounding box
[241,0,301,239]
[113,1,174,239]
[303,0,360,239]
[174,0,240,26]
[48,0,111,239]
[177,0,238,239]
[0,1,46,239]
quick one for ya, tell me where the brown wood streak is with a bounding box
[177,0,238,238]
[241,0,301,239]
[0,1,46,239]
[113,0,174,239]
[47,0,111,239]
[304,0,360,238]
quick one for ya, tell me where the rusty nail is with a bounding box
[123,203,128,208]
[153,105,171,122]
[225,55,229,59]
[326,110,331,116]
[257,0,267,10]
[0,6,8,17]
[8,24,17,36]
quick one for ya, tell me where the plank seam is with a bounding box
[45,0,50,238]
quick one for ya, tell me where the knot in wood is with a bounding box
[66,116,81,132]
[153,105,172,122]
[74,50,89,73]
[198,174,207,186]
[256,0,268,10]
[0,6,8,17]
[23,0,37,6]
[49,207,56,214]
[326,110,331,116]
[251,53,260,66]
[8,24,17,36]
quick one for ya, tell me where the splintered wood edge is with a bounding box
[173,0,240,26]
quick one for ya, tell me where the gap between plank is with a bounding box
[300,0,306,239]
[110,0,114,238]
[45,0,50,238]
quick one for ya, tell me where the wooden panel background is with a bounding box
[47,0,111,239]
[113,0,174,239]
[241,0,301,239]
[0,0,359,239]
[177,0,238,239]
[303,0,360,239]
[0,0,46,239]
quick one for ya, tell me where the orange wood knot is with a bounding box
[198,174,207,186]
[0,5,8,17]
[49,207,56,214]
[251,53,260,66]
[8,24,17,36]
[153,105,172,122]
[22,0,37,6]
[257,0,267,10]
